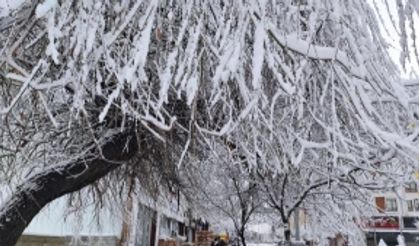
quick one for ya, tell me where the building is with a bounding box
[132,187,207,246]
[364,180,419,245]
[246,223,278,243]
[134,202,204,246]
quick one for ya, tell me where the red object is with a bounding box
[364,217,399,229]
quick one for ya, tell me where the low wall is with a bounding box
[17,235,119,246]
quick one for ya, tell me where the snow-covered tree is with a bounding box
[0,0,418,245]
[183,146,261,246]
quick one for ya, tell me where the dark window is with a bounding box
[408,200,414,212]
[414,199,419,211]
[385,198,398,212]
[179,222,185,236]
[406,182,418,192]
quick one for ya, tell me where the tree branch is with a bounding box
[0,131,137,246]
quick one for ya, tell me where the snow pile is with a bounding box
[378,239,387,246]
[397,234,406,246]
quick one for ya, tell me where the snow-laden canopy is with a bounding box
[0,0,419,244]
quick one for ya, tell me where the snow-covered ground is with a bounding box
[248,244,276,246]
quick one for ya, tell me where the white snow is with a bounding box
[397,234,406,246]
[35,0,57,18]
[1,1,419,245]
[267,26,366,79]
[0,0,25,17]
[248,244,276,246]
[247,223,272,234]
[378,239,387,246]
[251,20,265,90]
[121,3,155,91]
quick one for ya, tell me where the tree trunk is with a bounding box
[281,213,291,243]
[119,176,135,246]
[0,131,137,246]
[238,228,246,246]
[284,227,291,243]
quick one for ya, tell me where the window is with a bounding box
[407,199,419,212]
[406,182,418,192]
[375,197,385,212]
[179,222,185,236]
[408,200,414,212]
[385,198,398,212]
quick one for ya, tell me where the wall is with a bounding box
[16,235,119,246]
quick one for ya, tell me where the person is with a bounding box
[217,239,227,246]
[218,233,228,246]
[212,236,227,246]
[211,236,220,246]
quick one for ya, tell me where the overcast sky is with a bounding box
[368,0,419,78]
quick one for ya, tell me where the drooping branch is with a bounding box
[0,131,138,246]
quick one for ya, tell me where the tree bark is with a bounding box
[238,228,247,246]
[0,131,137,246]
[284,227,291,243]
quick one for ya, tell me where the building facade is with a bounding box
[364,181,419,245]
[134,203,203,246]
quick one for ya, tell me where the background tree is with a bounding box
[184,145,261,246]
